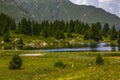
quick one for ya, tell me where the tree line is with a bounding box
[0,13,120,42]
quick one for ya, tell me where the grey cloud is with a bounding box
[69,0,120,17]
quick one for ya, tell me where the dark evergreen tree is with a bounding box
[54,61,66,68]
[0,16,9,35]
[55,30,65,40]
[9,54,23,70]
[103,23,110,37]
[96,54,104,65]
[83,23,90,34]
[16,18,31,35]
[16,23,22,34]
[31,21,40,36]
[41,21,49,38]
[66,24,72,38]
[74,20,80,33]
[9,18,16,30]
[0,13,16,33]
[96,22,102,30]
[117,30,120,46]
[3,33,10,42]
[84,31,89,40]
[69,20,74,32]
[110,26,117,40]
[2,25,9,35]
[89,23,102,41]
[76,21,82,34]
[81,22,85,34]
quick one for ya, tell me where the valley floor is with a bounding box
[0,50,120,80]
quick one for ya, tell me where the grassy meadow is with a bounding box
[0,50,120,80]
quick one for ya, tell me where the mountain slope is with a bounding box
[0,0,29,20]
[0,0,120,26]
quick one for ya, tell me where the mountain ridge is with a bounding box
[0,0,120,27]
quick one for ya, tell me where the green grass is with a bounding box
[0,50,120,80]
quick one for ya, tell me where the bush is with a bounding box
[23,46,34,50]
[2,43,12,50]
[54,61,66,68]
[96,54,104,65]
[9,54,23,70]
[3,33,10,42]
[15,38,24,49]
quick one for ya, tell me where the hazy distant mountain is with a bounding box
[0,0,120,27]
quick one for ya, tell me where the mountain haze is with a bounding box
[0,0,120,26]
[0,0,29,20]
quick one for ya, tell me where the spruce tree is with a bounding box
[117,30,120,46]
[84,31,89,40]
[54,61,66,68]
[110,26,117,40]
[31,21,40,36]
[3,33,10,42]
[9,54,23,70]
[66,24,72,38]
[9,19,16,30]
[55,31,65,40]
[103,23,110,37]
[89,23,102,41]
[96,54,104,65]
[74,22,79,33]
[17,18,31,35]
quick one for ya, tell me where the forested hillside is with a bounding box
[0,13,120,46]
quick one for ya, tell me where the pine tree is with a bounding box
[89,23,102,41]
[3,33,10,42]
[83,23,90,34]
[31,21,40,36]
[55,30,65,40]
[117,30,120,46]
[9,54,23,69]
[110,26,117,40]
[84,31,89,40]
[54,61,66,68]
[16,18,31,35]
[96,22,102,30]
[96,54,104,65]
[9,18,16,30]
[69,20,74,32]
[66,23,72,38]
[103,23,110,37]
[74,22,79,33]
[41,21,49,38]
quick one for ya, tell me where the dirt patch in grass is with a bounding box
[20,54,45,56]
[104,56,120,60]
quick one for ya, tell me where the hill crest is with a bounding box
[0,0,120,27]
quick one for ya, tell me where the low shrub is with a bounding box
[9,54,23,70]
[96,54,104,65]
[54,61,66,68]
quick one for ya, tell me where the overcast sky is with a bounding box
[69,0,120,17]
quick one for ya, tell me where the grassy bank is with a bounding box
[0,50,120,80]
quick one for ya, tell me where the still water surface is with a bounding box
[44,42,119,52]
